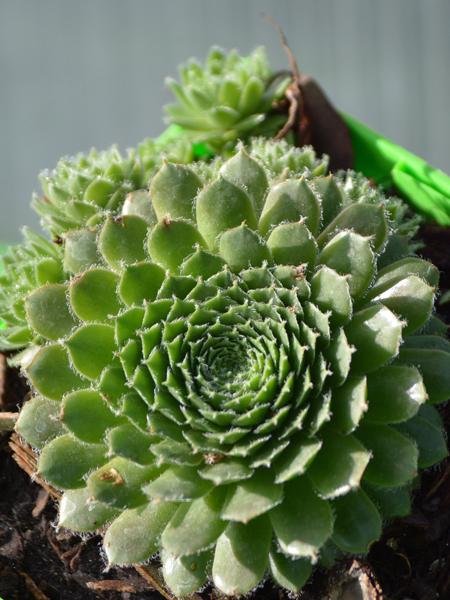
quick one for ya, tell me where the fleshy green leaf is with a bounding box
[271,477,333,561]
[38,434,107,489]
[63,228,100,274]
[16,396,65,449]
[66,324,115,379]
[369,275,435,335]
[308,429,371,498]
[148,218,206,272]
[196,177,257,250]
[365,484,412,519]
[318,231,375,298]
[219,225,271,272]
[357,425,418,487]
[332,489,382,553]
[397,404,448,468]
[221,469,283,522]
[212,515,271,596]
[122,190,156,225]
[99,215,148,268]
[219,147,268,216]
[274,434,322,484]
[199,459,253,485]
[345,304,403,372]
[25,344,85,401]
[87,457,159,509]
[69,269,120,321]
[162,488,227,556]
[25,284,76,339]
[62,389,122,443]
[107,423,155,465]
[119,262,166,306]
[150,162,201,221]
[318,203,388,252]
[397,347,450,404]
[162,549,211,597]
[313,175,343,226]
[180,248,226,278]
[365,365,426,424]
[369,257,439,298]
[269,546,312,593]
[267,222,318,268]
[331,375,367,434]
[311,266,352,325]
[259,178,320,236]
[144,466,213,502]
[104,501,177,565]
[59,487,119,532]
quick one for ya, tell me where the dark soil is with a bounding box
[0,223,449,600]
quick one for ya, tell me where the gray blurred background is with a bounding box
[1,0,449,243]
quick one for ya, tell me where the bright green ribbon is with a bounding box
[343,113,450,226]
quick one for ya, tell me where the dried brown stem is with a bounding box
[274,84,299,140]
[9,432,61,500]
[86,579,141,593]
[0,410,18,431]
[262,14,300,83]
[19,570,51,600]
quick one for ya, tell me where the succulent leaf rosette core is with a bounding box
[14,141,450,597]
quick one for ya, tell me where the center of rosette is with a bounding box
[193,331,259,397]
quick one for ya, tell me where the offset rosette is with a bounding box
[15,142,450,597]
[0,228,63,349]
[33,146,147,237]
[165,47,290,152]
[248,137,329,178]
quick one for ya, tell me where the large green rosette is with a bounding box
[15,141,449,597]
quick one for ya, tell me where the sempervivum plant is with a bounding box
[0,228,63,349]
[0,143,327,354]
[165,47,290,153]
[33,146,147,237]
[14,141,449,597]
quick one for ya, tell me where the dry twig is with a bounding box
[0,411,18,432]
[86,579,141,593]
[9,432,60,500]
[32,489,50,518]
[19,570,51,600]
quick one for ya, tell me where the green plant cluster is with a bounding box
[165,46,290,153]
[0,46,449,599]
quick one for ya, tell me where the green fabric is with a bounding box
[342,113,450,226]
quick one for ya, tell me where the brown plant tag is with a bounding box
[299,75,354,172]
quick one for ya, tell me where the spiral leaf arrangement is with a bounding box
[13,142,449,597]
[165,47,290,153]
[33,147,147,237]
[0,140,329,352]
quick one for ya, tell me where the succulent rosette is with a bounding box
[15,142,450,597]
[0,141,329,353]
[33,146,149,238]
[32,135,202,239]
[165,47,290,153]
[0,228,64,349]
